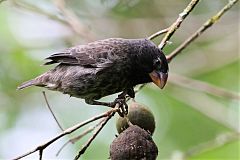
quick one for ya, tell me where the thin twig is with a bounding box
[52,0,94,41]
[42,91,64,131]
[74,108,117,160]
[139,0,238,96]
[167,0,239,63]
[39,150,43,160]
[13,108,119,160]
[147,28,169,40]
[56,119,105,156]
[169,73,240,100]
[159,0,200,49]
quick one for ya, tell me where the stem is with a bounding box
[56,119,105,156]
[147,28,169,40]
[13,108,118,160]
[159,0,200,49]
[74,110,116,160]
[167,0,239,62]
[42,91,64,131]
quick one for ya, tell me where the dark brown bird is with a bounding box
[18,38,168,107]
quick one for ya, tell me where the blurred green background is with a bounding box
[0,0,239,159]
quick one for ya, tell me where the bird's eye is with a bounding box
[154,58,162,70]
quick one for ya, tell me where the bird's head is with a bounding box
[148,49,169,89]
[129,39,169,88]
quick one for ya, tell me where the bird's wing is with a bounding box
[44,38,128,68]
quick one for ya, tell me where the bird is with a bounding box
[18,38,169,108]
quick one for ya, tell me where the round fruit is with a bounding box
[110,125,158,160]
[116,101,155,135]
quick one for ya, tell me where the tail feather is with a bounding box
[17,79,37,90]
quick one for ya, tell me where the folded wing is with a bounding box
[44,38,129,68]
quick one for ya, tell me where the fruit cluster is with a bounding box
[110,101,158,160]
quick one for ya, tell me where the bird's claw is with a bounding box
[109,97,128,117]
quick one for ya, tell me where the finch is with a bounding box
[18,38,169,106]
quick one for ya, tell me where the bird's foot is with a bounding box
[109,97,128,117]
[85,90,129,117]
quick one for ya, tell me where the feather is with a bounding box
[43,38,131,68]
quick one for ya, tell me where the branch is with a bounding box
[167,0,239,63]
[74,109,117,160]
[13,108,119,160]
[141,0,201,94]
[158,0,200,49]
[138,0,238,96]
[56,119,105,156]
[169,73,240,100]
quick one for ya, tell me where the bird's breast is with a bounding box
[59,64,131,100]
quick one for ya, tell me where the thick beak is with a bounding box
[149,70,168,89]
